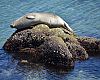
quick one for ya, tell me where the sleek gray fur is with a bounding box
[10,12,73,32]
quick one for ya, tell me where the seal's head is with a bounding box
[10,13,40,29]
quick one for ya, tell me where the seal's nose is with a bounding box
[10,23,15,28]
[10,24,13,28]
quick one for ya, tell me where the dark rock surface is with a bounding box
[77,37,100,56]
[3,24,100,69]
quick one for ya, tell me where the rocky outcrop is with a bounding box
[77,37,100,56]
[3,24,100,69]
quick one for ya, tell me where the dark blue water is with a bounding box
[0,0,100,80]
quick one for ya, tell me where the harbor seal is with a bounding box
[10,12,73,32]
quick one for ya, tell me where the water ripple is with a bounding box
[0,0,100,80]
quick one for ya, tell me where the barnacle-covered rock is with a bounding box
[4,24,96,69]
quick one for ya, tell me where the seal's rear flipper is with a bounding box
[64,21,73,33]
[60,28,73,35]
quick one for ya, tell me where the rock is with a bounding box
[66,42,88,60]
[3,24,93,69]
[50,28,80,45]
[20,60,28,64]
[38,36,74,68]
[17,48,42,63]
[3,29,33,51]
[77,37,100,56]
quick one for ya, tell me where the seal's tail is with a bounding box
[63,21,73,33]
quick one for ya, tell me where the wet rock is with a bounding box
[4,24,95,69]
[3,29,33,51]
[39,36,74,68]
[66,42,88,60]
[77,37,100,56]
[17,48,42,63]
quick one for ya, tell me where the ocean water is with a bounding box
[0,0,100,80]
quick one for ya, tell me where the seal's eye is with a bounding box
[26,15,35,19]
